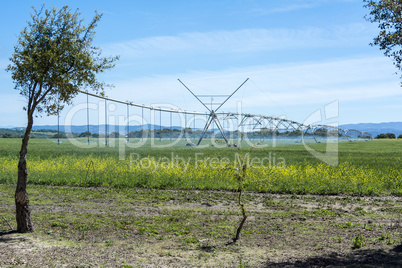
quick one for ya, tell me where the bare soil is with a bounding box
[0,185,401,267]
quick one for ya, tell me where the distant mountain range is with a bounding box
[339,122,402,137]
[2,122,402,137]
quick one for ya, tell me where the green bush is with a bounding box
[375,133,396,139]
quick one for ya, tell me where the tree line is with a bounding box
[374,133,402,139]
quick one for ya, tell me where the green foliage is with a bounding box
[352,234,366,249]
[184,236,199,244]
[379,232,392,242]
[375,133,396,139]
[6,5,118,116]
[0,128,66,139]
[51,221,68,228]
[2,133,13,138]
[109,131,121,138]
[364,0,402,80]
[103,239,114,247]
[6,4,118,232]
[78,131,91,138]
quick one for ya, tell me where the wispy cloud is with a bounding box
[248,0,356,15]
[250,3,318,14]
[5,55,400,126]
[102,56,401,121]
[104,24,374,60]
[377,104,402,109]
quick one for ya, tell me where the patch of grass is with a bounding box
[354,207,367,216]
[184,236,199,244]
[312,209,336,218]
[104,239,114,247]
[352,234,366,249]
[51,222,68,229]
[378,231,396,246]
[336,222,361,229]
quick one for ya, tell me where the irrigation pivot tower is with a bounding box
[178,78,249,146]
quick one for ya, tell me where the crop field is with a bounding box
[0,138,401,267]
[0,138,401,195]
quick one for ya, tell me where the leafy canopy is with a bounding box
[364,0,402,79]
[6,5,118,115]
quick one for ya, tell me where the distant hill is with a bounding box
[2,122,402,138]
[30,124,184,134]
[0,128,59,138]
[0,125,185,139]
[340,122,402,137]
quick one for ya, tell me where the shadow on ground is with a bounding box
[0,230,28,244]
[265,245,402,267]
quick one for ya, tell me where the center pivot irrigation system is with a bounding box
[74,79,372,146]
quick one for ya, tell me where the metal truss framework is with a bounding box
[77,88,373,145]
[178,78,249,146]
[219,113,372,142]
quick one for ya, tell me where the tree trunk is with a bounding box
[15,113,34,233]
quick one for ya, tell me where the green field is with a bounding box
[1,138,401,267]
[1,138,401,195]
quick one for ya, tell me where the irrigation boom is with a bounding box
[76,87,372,144]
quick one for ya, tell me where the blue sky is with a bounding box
[1,0,401,128]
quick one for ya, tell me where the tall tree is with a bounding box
[364,0,402,80]
[6,5,118,232]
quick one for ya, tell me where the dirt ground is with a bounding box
[0,185,401,267]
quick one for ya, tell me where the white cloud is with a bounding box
[243,0,357,15]
[103,24,374,59]
[102,56,402,117]
[2,55,401,126]
[255,3,318,14]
